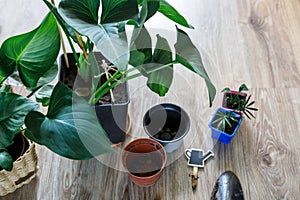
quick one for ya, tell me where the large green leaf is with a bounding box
[59,0,99,24]
[101,0,138,23]
[0,151,13,171]
[131,26,152,65]
[129,0,149,48]
[42,0,79,44]
[0,93,38,149]
[35,85,54,107]
[145,0,160,21]
[158,0,193,29]
[35,62,58,88]
[174,27,216,106]
[58,1,129,70]
[0,13,60,88]
[25,82,113,160]
[146,35,173,96]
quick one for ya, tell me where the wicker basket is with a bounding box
[0,141,38,196]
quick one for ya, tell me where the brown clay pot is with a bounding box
[122,138,167,187]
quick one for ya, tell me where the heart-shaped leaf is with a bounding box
[58,0,129,71]
[131,26,152,65]
[0,13,60,88]
[146,35,173,96]
[35,85,54,107]
[36,62,58,88]
[158,0,193,29]
[174,27,216,106]
[25,82,113,160]
[101,0,138,23]
[0,92,38,149]
[42,0,79,44]
[0,151,13,171]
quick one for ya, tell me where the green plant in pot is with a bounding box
[0,13,113,194]
[222,84,258,119]
[208,107,243,144]
[1,0,216,176]
[39,0,216,144]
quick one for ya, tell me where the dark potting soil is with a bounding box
[60,53,128,105]
[0,133,29,170]
[222,93,246,110]
[126,151,163,177]
[153,128,177,141]
[145,109,182,141]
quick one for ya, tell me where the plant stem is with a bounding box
[66,35,80,68]
[102,60,115,104]
[88,61,178,104]
[27,85,43,98]
[75,32,88,60]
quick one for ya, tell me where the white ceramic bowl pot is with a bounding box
[143,103,190,153]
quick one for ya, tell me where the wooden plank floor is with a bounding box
[1,0,300,199]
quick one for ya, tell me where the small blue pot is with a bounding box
[208,107,242,144]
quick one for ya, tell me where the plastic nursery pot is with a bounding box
[208,107,243,144]
[122,138,167,187]
[143,103,190,153]
[222,90,247,115]
[59,53,130,144]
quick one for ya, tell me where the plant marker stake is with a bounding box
[185,149,214,190]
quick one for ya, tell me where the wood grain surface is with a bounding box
[1,0,300,199]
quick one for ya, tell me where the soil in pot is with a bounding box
[0,133,29,170]
[144,109,185,141]
[60,53,129,144]
[211,115,240,135]
[222,92,247,110]
[60,53,128,105]
[125,151,163,177]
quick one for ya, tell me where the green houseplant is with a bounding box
[0,0,216,185]
[222,84,258,119]
[208,107,243,144]
[0,12,113,168]
[41,0,217,144]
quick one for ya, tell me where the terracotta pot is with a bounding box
[122,138,167,187]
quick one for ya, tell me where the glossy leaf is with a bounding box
[0,13,60,88]
[146,35,173,96]
[36,62,58,88]
[35,85,54,107]
[129,0,149,47]
[238,84,248,93]
[0,85,11,93]
[158,0,193,29]
[0,93,38,149]
[0,151,13,171]
[143,0,160,22]
[131,26,152,64]
[58,1,129,70]
[25,82,113,160]
[59,0,99,24]
[129,49,145,67]
[101,0,139,23]
[42,0,79,44]
[174,27,215,106]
